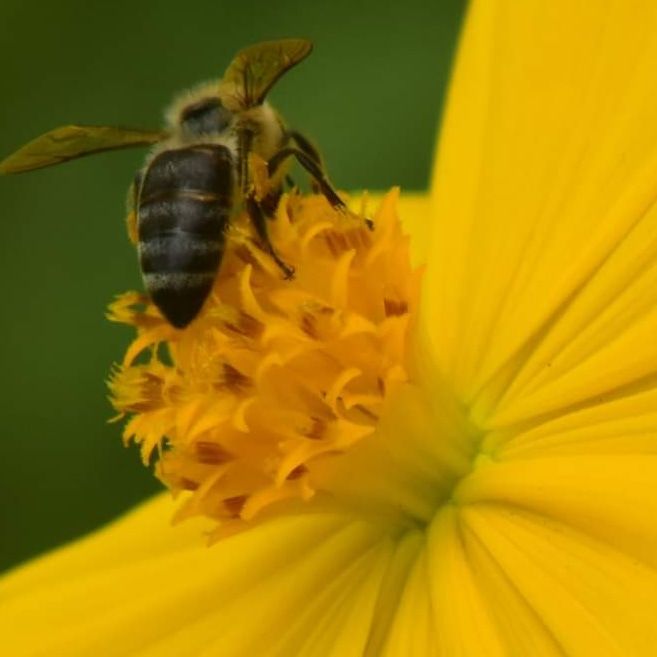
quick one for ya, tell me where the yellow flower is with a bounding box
[5,1,657,655]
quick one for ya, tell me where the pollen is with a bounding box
[109,189,422,536]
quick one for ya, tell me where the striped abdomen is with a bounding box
[137,145,233,328]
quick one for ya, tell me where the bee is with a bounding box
[0,39,347,328]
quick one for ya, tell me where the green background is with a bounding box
[0,0,465,571]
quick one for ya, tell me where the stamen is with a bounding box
[109,189,422,534]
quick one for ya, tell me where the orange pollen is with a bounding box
[108,189,422,537]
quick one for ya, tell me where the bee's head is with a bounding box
[178,97,233,137]
[165,81,235,138]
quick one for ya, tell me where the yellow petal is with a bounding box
[1,494,207,599]
[456,453,657,569]
[425,0,657,426]
[1,494,393,657]
[485,387,657,458]
[461,505,657,654]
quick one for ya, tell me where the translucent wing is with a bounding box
[0,125,166,174]
[220,39,313,108]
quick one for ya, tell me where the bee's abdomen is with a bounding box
[137,145,233,328]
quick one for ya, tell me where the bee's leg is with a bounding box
[237,128,254,195]
[244,193,295,279]
[268,147,346,212]
[269,138,374,230]
[126,209,139,245]
[286,131,323,191]
[287,131,322,164]
[260,185,284,218]
[125,170,143,245]
[238,126,293,277]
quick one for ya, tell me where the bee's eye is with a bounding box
[180,98,232,135]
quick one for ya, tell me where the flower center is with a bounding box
[110,190,472,537]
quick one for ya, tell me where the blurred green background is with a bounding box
[0,0,465,570]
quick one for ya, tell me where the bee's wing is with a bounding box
[0,125,166,174]
[220,39,313,108]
